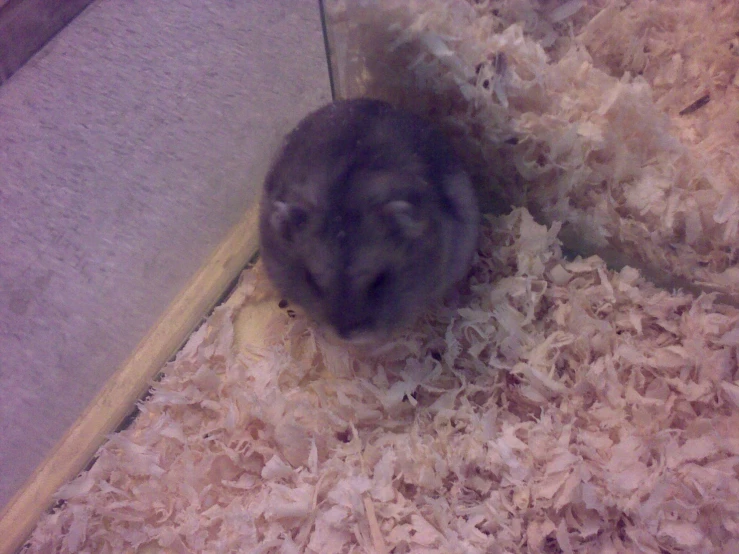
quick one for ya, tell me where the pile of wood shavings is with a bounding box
[26,209,739,553]
[326,0,739,300]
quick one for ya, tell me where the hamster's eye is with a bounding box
[368,271,390,297]
[271,202,308,243]
[304,269,323,296]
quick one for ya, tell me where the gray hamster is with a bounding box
[259,98,479,341]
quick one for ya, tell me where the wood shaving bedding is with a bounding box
[325,0,739,300]
[25,209,739,553]
[24,2,739,552]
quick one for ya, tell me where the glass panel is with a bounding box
[318,0,511,214]
[319,0,447,103]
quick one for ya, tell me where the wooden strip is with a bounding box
[0,0,95,84]
[0,204,261,554]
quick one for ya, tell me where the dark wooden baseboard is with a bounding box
[0,0,95,84]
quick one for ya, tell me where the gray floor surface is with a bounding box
[0,0,331,509]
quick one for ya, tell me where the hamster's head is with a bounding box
[260,169,457,342]
[259,98,479,342]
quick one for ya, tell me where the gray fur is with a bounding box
[259,98,479,340]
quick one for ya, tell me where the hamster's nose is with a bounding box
[335,322,359,340]
[333,314,372,341]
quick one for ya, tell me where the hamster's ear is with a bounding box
[270,201,308,242]
[441,172,479,223]
[383,200,428,239]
